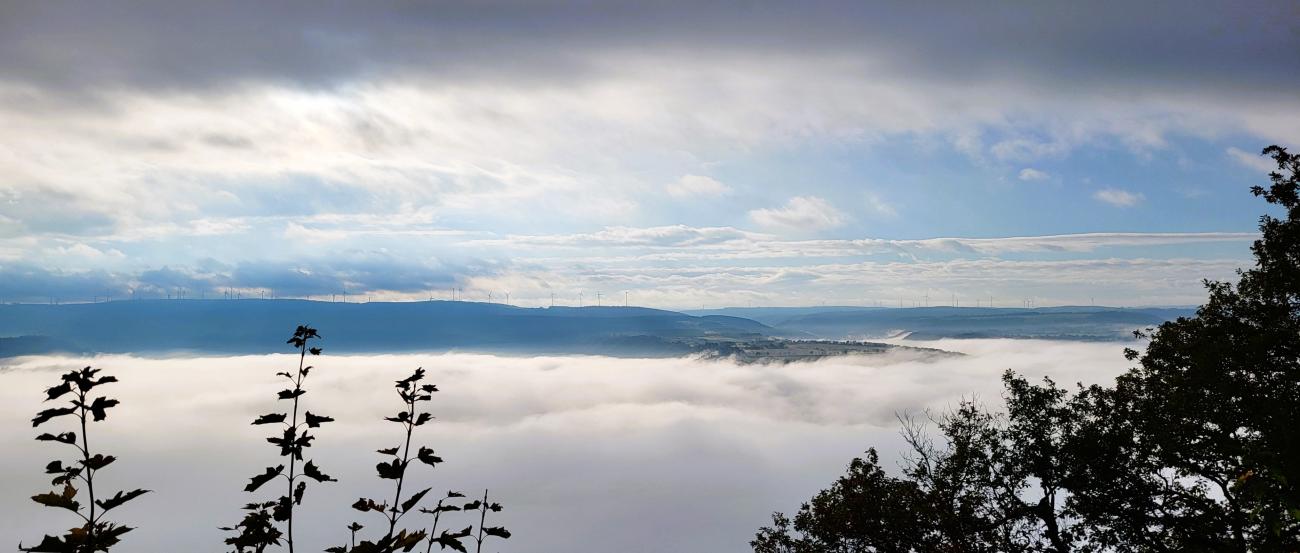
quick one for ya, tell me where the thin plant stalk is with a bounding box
[475,490,488,553]
[386,389,420,539]
[285,338,308,553]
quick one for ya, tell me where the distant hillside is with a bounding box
[0,300,775,357]
[0,302,1201,359]
[685,306,1196,341]
[684,306,883,323]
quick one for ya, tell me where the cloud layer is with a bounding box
[0,339,1136,552]
[3,227,1257,306]
[0,1,1293,306]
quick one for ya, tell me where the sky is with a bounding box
[2,1,1298,307]
[0,339,1136,552]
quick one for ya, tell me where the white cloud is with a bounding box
[863,192,898,217]
[665,175,731,199]
[1018,168,1050,181]
[495,225,757,248]
[1093,188,1144,208]
[52,243,125,261]
[1226,146,1277,173]
[486,228,1254,257]
[992,137,1073,163]
[748,196,847,232]
[463,246,1242,309]
[902,232,1252,254]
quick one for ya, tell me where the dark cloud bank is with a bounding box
[1,1,1295,96]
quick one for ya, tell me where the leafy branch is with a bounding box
[465,490,510,553]
[20,366,149,553]
[225,325,335,553]
[419,492,469,553]
[334,368,477,553]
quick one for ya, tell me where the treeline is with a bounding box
[754,146,1300,552]
[19,325,508,553]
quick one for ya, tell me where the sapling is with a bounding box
[334,368,472,553]
[419,492,468,553]
[226,325,336,553]
[20,366,149,553]
[463,490,510,553]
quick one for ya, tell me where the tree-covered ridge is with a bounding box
[755,146,1300,552]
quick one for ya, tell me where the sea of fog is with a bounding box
[0,339,1134,552]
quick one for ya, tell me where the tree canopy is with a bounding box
[755,145,1300,552]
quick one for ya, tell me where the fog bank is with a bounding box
[0,339,1134,552]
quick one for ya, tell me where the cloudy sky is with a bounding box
[2,1,1297,307]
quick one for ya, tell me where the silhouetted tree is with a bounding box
[752,448,928,553]
[1093,145,1300,548]
[20,367,148,552]
[1057,377,1219,550]
[224,325,336,553]
[903,402,1019,551]
[999,373,1082,552]
[756,145,1300,552]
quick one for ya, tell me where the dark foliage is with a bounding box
[466,489,511,553]
[418,491,471,553]
[19,367,149,552]
[330,368,509,553]
[752,448,928,552]
[225,325,335,553]
[220,503,283,553]
[755,145,1300,552]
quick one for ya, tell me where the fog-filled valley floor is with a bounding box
[0,339,1135,552]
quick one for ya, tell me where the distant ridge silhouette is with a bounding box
[0,300,774,357]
